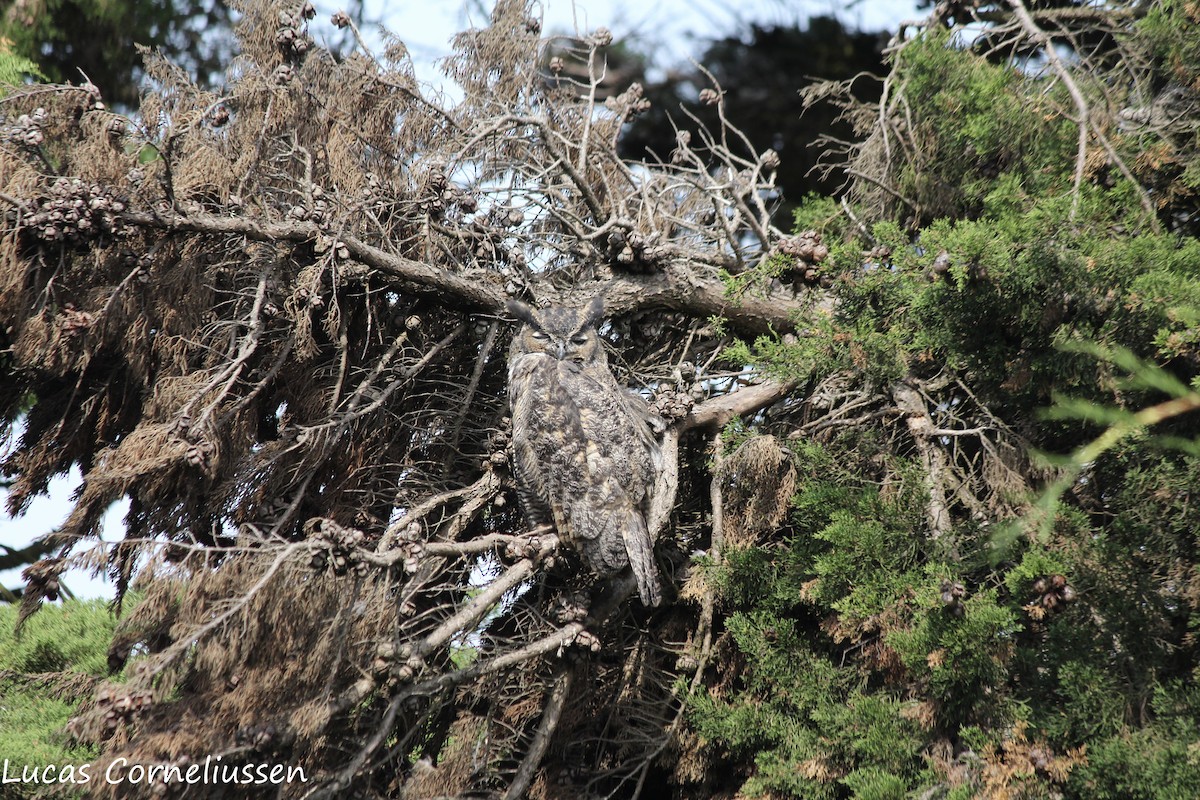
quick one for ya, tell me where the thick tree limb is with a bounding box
[110,208,804,333]
[682,379,799,430]
[605,270,804,334]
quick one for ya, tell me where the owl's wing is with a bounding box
[619,389,665,514]
[563,373,663,606]
[565,478,662,607]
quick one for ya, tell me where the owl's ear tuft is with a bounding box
[506,299,537,326]
[582,295,605,328]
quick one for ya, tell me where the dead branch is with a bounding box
[94,206,806,332]
[504,665,572,800]
[892,380,953,540]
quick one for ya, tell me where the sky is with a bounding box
[0,0,923,601]
[358,0,924,85]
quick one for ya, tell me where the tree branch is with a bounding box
[118,209,506,309]
[111,208,805,333]
[682,379,799,430]
[503,665,572,800]
[892,380,953,540]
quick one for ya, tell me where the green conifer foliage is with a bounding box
[698,4,1200,798]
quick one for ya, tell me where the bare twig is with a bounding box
[1006,0,1160,231]
[892,380,953,541]
[504,666,572,800]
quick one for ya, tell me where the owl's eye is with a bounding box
[532,330,549,341]
[570,335,588,345]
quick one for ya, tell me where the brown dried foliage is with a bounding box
[720,435,796,548]
[0,0,808,797]
[923,721,1087,800]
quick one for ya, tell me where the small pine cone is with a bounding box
[573,630,602,653]
[331,11,351,28]
[1029,746,1052,774]
[552,592,589,623]
[504,539,530,561]
[81,82,103,108]
[652,388,694,421]
[401,542,423,573]
[931,250,951,276]
[698,88,720,105]
[253,725,276,750]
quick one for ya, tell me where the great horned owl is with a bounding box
[506,296,663,607]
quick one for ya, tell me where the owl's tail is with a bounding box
[622,514,662,607]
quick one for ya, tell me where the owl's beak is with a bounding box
[557,342,565,360]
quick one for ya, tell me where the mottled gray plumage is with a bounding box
[506,296,663,606]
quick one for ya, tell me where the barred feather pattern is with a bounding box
[508,300,663,606]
